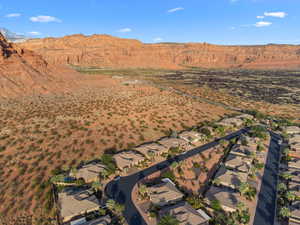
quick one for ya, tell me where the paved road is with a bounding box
[105,128,248,225]
[253,132,282,225]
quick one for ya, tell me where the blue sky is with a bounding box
[0,0,299,45]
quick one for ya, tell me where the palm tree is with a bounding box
[91,181,102,191]
[99,169,109,179]
[158,214,180,225]
[286,191,297,202]
[279,207,291,219]
[106,199,125,215]
[238,182,257,200]
[138,184,149,200]
[277,182,287,193]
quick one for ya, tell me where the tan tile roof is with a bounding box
[179,131,203,143]
[214,166,248,189]
[134,143,168,158]
[230,144,256,157]
[73,162,106,183]
[217,117,244,127]
[159,202,210,225]
[235,114,254,120]
[113,151,145,170]
[289,158,300,170]
[148,181,184,206]
[285,126,300,135]
[289,135,300,144]
[58,187,100,222]
[225,154,252,173]
[289,182,300,196]
[291,201,300,221]
[83,215,111,225]
[205,186,244,212]
[158,137,190,150]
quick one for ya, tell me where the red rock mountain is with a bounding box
[0,33,78,98]
[18,34,300,70]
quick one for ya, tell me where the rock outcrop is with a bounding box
[0,33,78,98]
[18,34,300,70]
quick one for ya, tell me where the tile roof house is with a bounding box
[235,114,254,120]
[289,158,300,170]
[205,186,245,212]
[179,131,204,144]
[214,166,248,190]
[113,151,145,170]
[58,187,100,223]
[148,180,184,207]
[289,182,300,196]
[285,126,300,135]
[230,144,256,157]
[70,215,111,225]
[289,135,300,144]
[71,162,107,183]
[224,154,252,173]
[290,201,300,223]
[158,137,191,151]
[159,201,210,225]
[134,143,168,158]
[216,117,244,128]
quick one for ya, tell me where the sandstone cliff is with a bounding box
[0,33,78,98]
[18,34,300,70]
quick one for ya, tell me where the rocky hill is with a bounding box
[18,34,300,70]
[0,27,28,43]
[0,33,78,98]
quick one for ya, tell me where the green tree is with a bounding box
[138,184,149,200]
[158,214,180,225]
[238,182,257,200]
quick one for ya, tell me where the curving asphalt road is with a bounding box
[105,128,249,225]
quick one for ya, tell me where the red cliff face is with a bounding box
[0,33,77,98]
[18,34,300,70]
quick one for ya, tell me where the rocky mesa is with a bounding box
[0,33,78,98]
[18,34,300,70]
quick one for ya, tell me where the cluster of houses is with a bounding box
[144,178,211,225]
[284,126,300,225]
[53,113,254,225]
[55,161,111,225]
[204,133,265,212]
[112,130,204,172]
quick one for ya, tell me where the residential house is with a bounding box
[224,154,252,173]
[214,166,248,190]
[158,137,191,151]
[205,186,245,212]
[289,135,300,144]
[159,201,210,225]
[235,114,254,120]
[230,144,256,158]
[71,162,107,183]
[289,158,300,170]
[179,131,203,144]
[113,151,145,170]
[69,215,111,225]
[58,187,100,223]
[216,117,244,128]
[148,180,184,207]
[285,126,300,135]
[290,201,300,223]
[134,143,168,158]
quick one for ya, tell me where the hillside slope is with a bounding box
[18,34,300,70]
[0,33,78,98]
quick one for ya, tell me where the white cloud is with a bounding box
[255,21,272,27]
[30,15,62,23]
[153,37,163,42]
[264,12,287,18]
[28,31,41,36]
[5,13,21,18]
[257,16,264,19]
[117,28,132,33]
[167,7,184,13]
